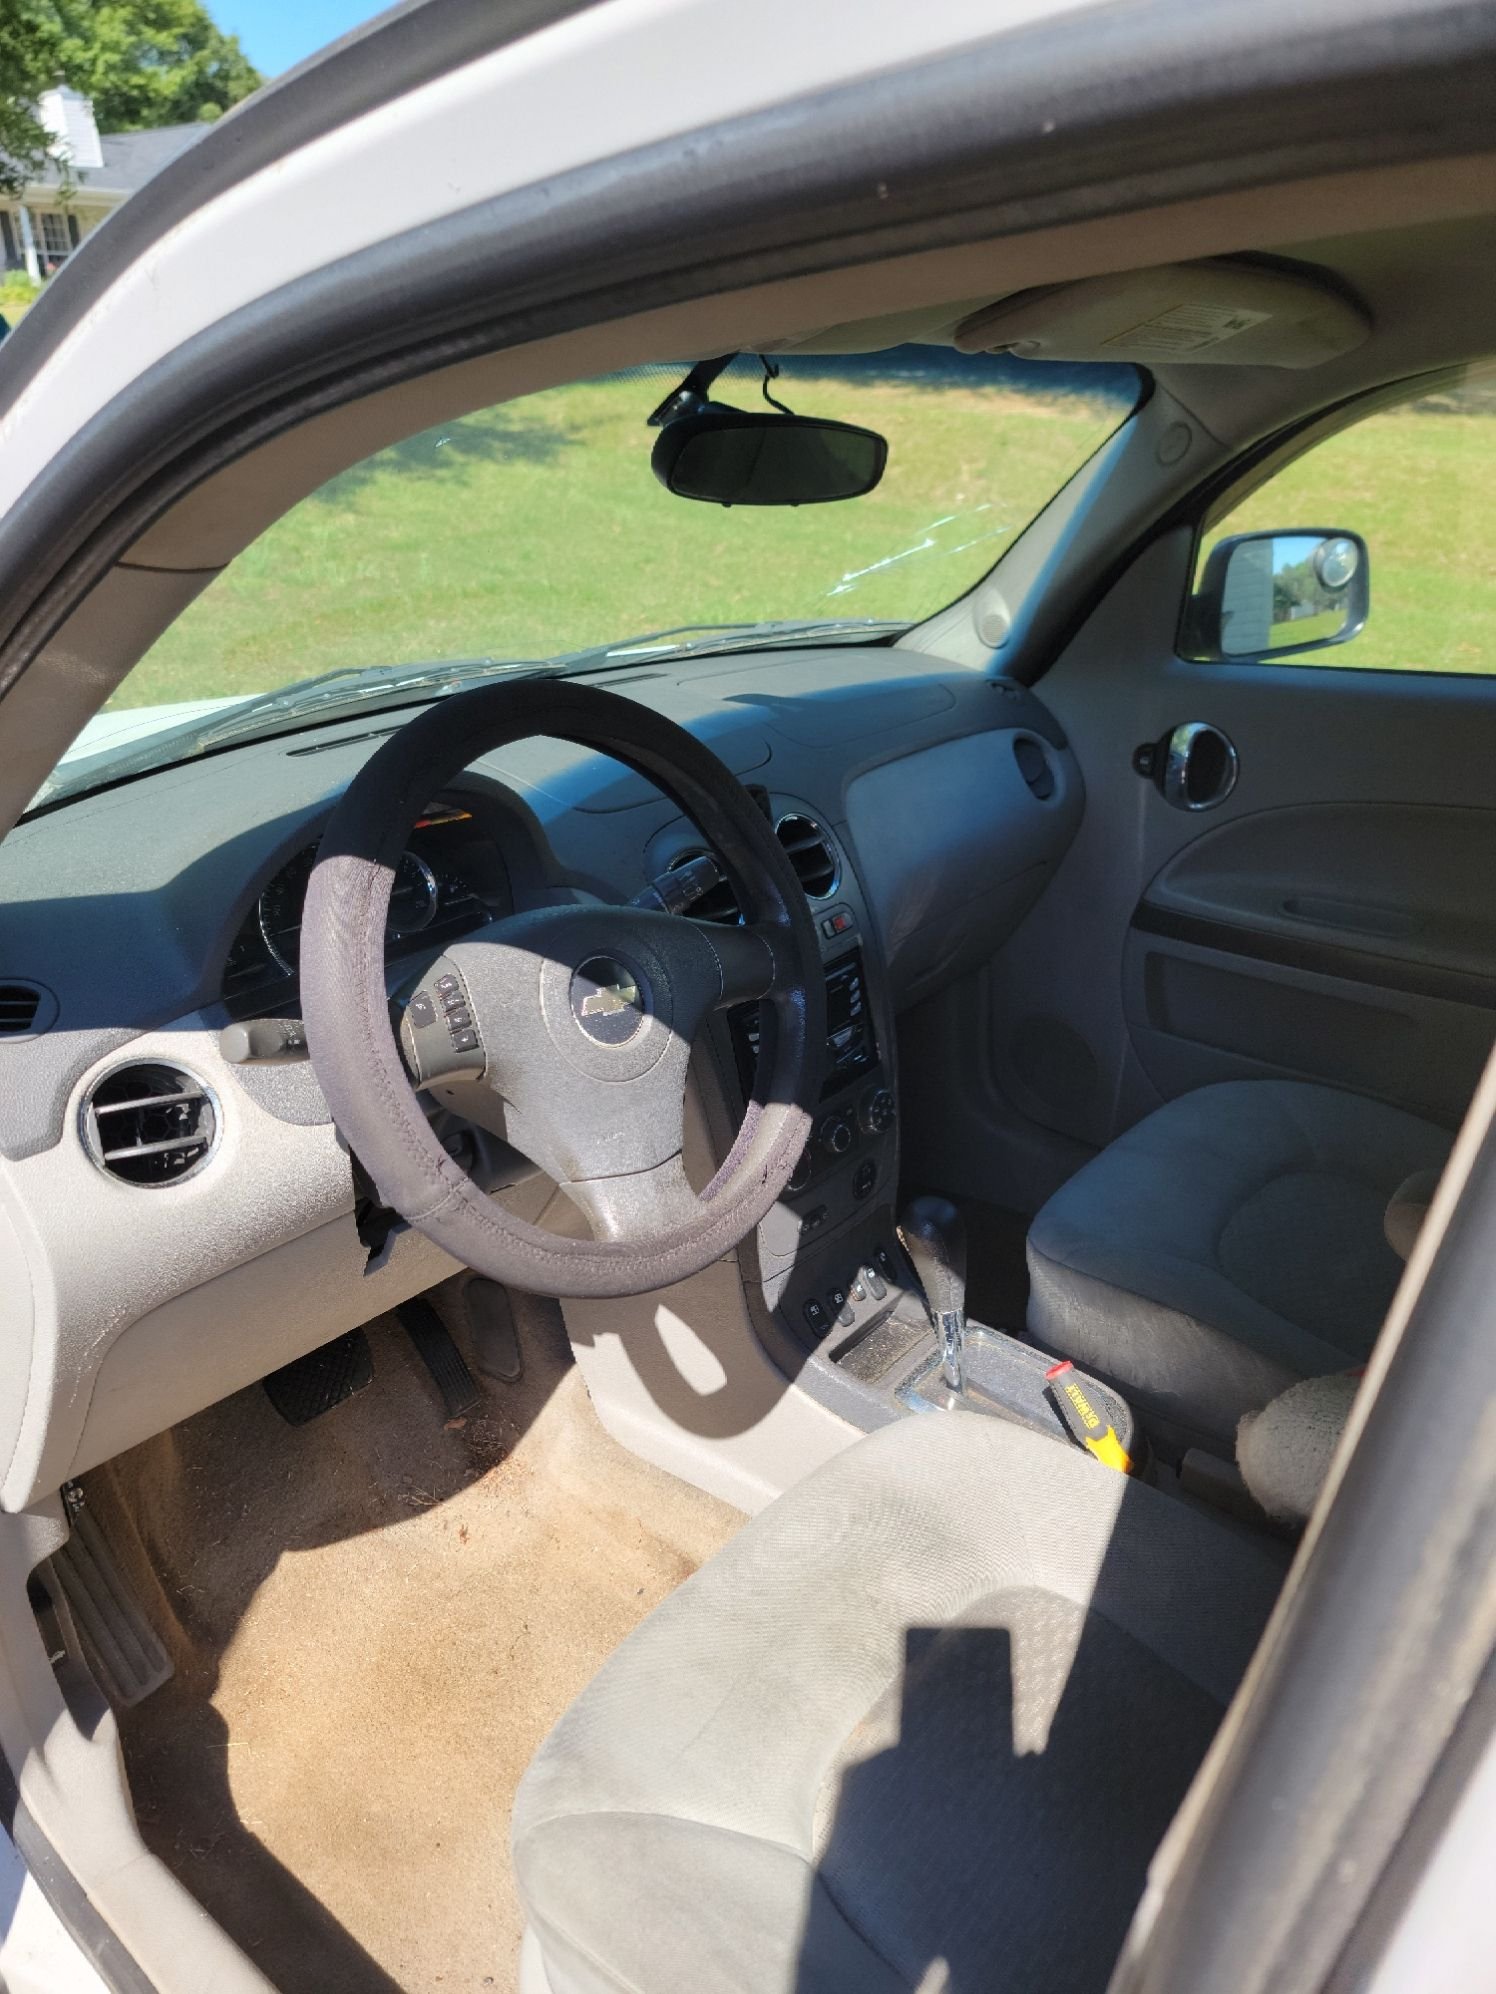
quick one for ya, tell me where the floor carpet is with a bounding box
[82,1283,742,1994]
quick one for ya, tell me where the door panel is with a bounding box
[909,528,1496,1212]
[1123,799,1496,1123]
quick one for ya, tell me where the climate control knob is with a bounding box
[786,1147,813,1195]
[858,1086,895,1136]
[819,1113,854,1159]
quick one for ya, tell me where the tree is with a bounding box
[49,0,261,131]
[0,0,62,196]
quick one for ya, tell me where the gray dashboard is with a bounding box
[0,645,1080,1505]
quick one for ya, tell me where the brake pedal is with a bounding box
[461,1278,523,1385]
[398,1297,483,1420]
[50,1489,172,1707]
[263,1327,373,1426]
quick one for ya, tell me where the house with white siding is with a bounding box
[1,87,206,281]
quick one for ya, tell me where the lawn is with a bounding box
[109,363,1496,706]
[117,368,1133,707]
[1198,390,1496,675]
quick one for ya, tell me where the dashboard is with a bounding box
[0,646,1081,1509]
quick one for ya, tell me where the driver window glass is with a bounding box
[1187,361,1496,675]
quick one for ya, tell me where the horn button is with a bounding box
[570,955,650,1046]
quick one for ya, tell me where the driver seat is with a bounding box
[512,1412,1285,1993]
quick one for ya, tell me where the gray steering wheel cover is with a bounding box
[300,679,823,1298]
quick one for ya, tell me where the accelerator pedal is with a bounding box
[398,1297,483,1420]
[263,1327,373,1426]
[50,1491,172,1707]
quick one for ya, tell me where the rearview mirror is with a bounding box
[1187,529,1369,661]
[651,409,887,506]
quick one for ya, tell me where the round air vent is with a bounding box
[774,814,839,899]
[81,1062,219,1186]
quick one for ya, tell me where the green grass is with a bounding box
[119,374,1128,707]
[0,272,40,321]
[121,371,1496,707]
[1199,396,1496,675]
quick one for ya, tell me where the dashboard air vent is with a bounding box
[774,814,839,899]
[82,1062,218,1186]
[0,983,43,1035]
[667,851,742,924]
[1013,735,1056,802]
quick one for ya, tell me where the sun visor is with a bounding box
[953,261,1369,368]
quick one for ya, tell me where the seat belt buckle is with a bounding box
[1044,1360,1136,1474]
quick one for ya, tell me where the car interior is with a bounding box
[0,7,1493,1993]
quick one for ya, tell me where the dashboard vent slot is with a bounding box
[1013,735,1056,802]
[0,983,43,1035]
[82,1062,218,1186]
[667,851,742,924]
[775,815,839,899]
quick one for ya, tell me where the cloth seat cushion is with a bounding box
[1027,1078,1451,1449]
[513,1412,1285,1994]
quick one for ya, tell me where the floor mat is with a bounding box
[82,1285,742,1994]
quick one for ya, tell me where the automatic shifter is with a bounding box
[897,1196,968,1397]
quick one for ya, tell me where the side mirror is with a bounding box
[1187,529,1369,661]
[651,408,887,507]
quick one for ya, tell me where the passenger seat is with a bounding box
[1026,1079,1450,1452]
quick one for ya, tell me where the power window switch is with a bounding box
[802,1298,829,1338]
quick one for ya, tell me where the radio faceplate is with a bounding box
[728,946,877,1103]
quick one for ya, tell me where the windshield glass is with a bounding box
[42,348,1138,805]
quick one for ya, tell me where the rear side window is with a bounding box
[1183,363,1496,675]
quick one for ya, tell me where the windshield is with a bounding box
[42,348,1138,806]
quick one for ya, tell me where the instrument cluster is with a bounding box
[222,801,509,1013]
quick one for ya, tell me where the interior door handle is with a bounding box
[1134,722,1239,811]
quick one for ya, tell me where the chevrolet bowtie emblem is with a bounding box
[579,977,639,1019]
[570,956,648,1046]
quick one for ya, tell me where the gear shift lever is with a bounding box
[898,1196,968,1396]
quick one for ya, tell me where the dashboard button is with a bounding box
[861,1264,887,1300]
[819,1114,853,1158]
[874,1244,900,1285]
[437,974,459,996]
[451,1028,480,1054]
[853,1159,876,1200]
[446,1007,472,1031]
[407,990,437,1029]
[802,1298,829,1337]
[826,1285,848,1316]
[858,1085,895,1136]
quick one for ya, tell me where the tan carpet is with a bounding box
[83,1283,742,1994]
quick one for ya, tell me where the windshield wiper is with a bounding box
[552,616,907,671]
[30,616,906,814]
[30,654,543,811]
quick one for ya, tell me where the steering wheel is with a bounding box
[300,680,824,1298]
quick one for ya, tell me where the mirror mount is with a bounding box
[646,353,737,429]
